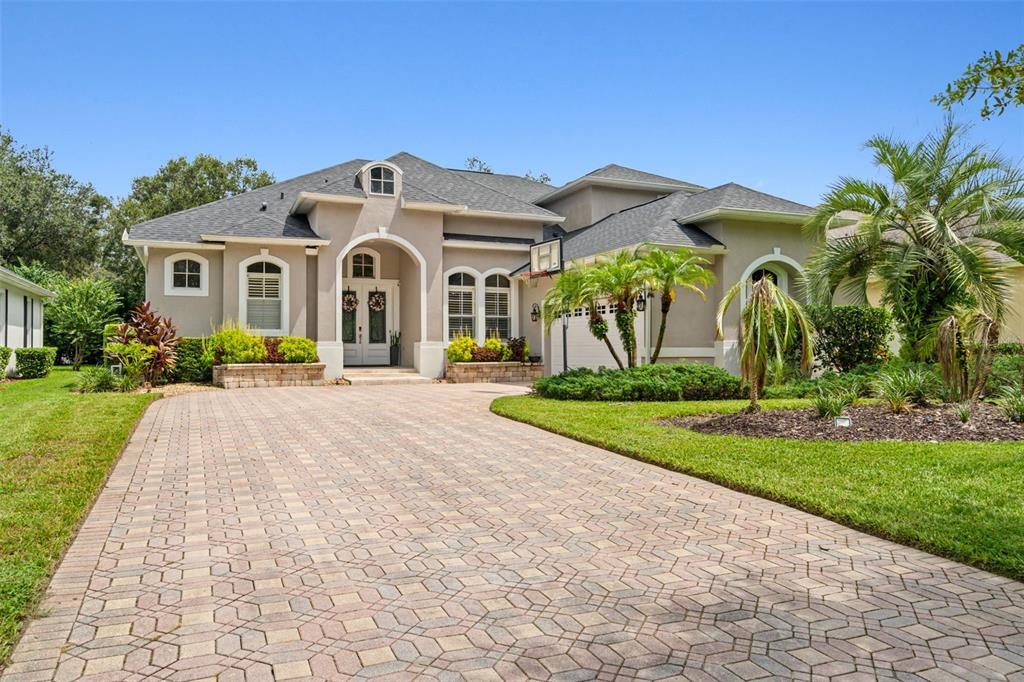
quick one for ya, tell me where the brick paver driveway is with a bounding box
[5,384,1023,681]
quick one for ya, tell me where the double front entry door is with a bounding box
[341,280,398,366]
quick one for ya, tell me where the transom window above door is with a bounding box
[352,253,375,278]
[369,166,395,196]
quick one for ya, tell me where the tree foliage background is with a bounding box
[1,129,274,360]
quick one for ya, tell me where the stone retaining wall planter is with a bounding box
[446,361,544,384]
[213,363,325,389]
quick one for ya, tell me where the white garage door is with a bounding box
[550,300,647,372]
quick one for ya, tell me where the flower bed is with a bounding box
[213,362,326,389]
[446,361,543,384]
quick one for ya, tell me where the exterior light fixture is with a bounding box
[635,293,646,312]
[531,303,540,323]
[833,416,852,428]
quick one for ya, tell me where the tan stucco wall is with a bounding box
[146,248,225,337]
[1003,267,1024,343]
[443,215,543,242]
[656,254,722,350]
[702,219,811,340]
[543,185,673,231]
[309,199,444,344]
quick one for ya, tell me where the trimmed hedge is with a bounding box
[807,305,891,372]
[278,336,319,363]
[0,346,11,373]
[15,347,57,379]
[172,337,212,383]
[534,363,743,401]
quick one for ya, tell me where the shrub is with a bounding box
[125,302,179,384]
[1000,385,1024,423]
[987,354,1024,394]
[873,367,939,413]
[76,366,118,393]
[0,346,11,373]
[534,363,743,402]
[447,336,476,363]
[812,386,856,419]
[47,277,120,369]
[171,337,212,383]
[204,321,267,365]
[807,305,892,372]
[993,342,1024,355]
[471,346,502,362]
[263,337,283,363]
[106,341,154,384]
[14,347,57,378]
[278,336,318,363]
[483,337,512,361]
[507,337,529,363]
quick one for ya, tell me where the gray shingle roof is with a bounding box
[449,169,555,203]
[558,183,812,262]
[128,153,558,244]
[584,163,704,190]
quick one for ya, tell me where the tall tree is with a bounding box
[111,154,275,312]
[465,156,493,173]
[804,120,1024,360]
[640,246,714,363]
[0,130,108,274]
[935,44,1024,118]
[588,248,649,368]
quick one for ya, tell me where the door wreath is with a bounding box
[368,291,386,312]
[342,292,359,312]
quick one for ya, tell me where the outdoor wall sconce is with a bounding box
[531,303,540,322]
[635,293,646,312]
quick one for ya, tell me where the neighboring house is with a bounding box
[0,264,56,376]
[124,153,819,378]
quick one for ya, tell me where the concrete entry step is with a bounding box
[343,367,433,385]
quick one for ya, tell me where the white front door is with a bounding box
[342,281,398,366]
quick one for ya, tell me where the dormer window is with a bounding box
[369,166,395,196]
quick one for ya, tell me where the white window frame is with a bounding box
[443,267,519,345]
[164,252,209,297]
[238,252,289,336]
[368,166,396,196]
[444,267,478,343]
[347,246,381,280]
[483,272,514,342]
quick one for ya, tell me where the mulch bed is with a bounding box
[663,402,1024,442]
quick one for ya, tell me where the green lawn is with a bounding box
[0,368,157,666]
[492,395,1024,581]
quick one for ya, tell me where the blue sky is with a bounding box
[1,1,1021,205]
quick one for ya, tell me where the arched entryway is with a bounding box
[335,234,426,369]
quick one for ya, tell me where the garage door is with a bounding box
[549,300,647,371]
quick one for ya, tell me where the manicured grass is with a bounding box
[491,395,1024,581]
[0,368,158,666]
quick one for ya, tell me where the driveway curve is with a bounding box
[4,384,1022,681]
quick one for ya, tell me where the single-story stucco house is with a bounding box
[127,152,1024,380]
[1,264,55,376]
[124,153,825,379]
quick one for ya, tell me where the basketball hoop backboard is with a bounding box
[530,237,562,276]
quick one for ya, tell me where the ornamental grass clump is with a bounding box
[873,367,941,413]
[812,386,856,419]
[1000,385,1024,423]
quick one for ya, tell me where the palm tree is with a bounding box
[588,248,649,367]
[640,246,715,363]
[541,263,624,370]
[804,119,1024,361]
[936,307,1000,403]
[716,277,812,411]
